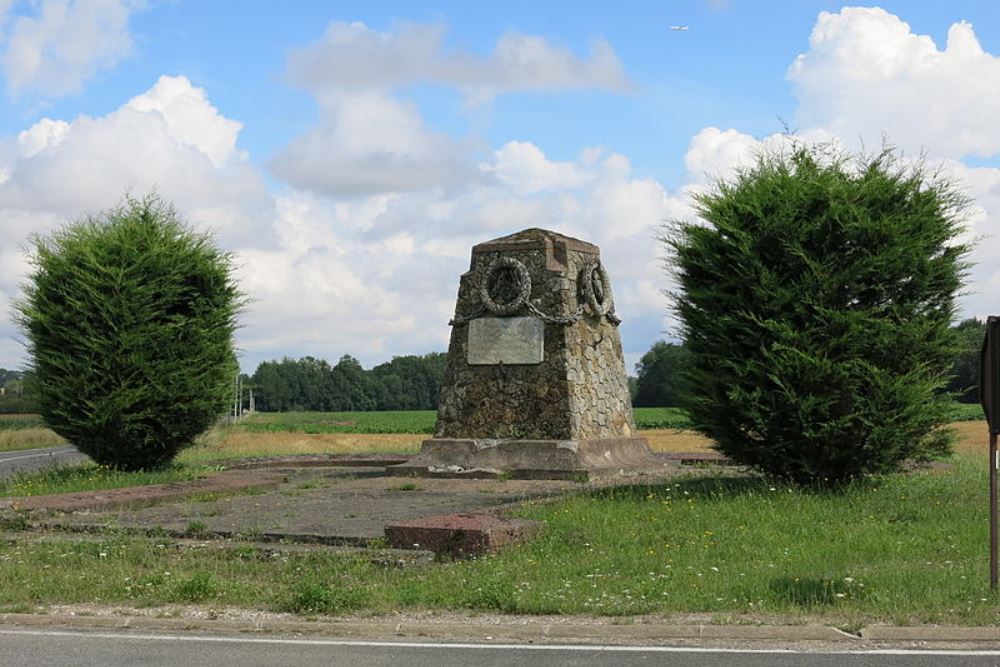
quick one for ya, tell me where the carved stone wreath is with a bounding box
[581,260,613,317]
[479,256,531,316]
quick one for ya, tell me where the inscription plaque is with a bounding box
[468,317,544,365]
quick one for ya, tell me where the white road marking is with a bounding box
[0,447,77,464]
[1,628,1000,655]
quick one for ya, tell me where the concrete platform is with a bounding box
[388,436,667,480]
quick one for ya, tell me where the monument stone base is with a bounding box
[388,436,664,481]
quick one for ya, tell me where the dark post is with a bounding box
[993,430,998,591]
[982,316,1000,591]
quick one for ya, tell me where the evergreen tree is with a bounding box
[16,195,241,470]
[666,145,970,485]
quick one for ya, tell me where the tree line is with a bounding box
[250,353,448,412]
[6,316,987,416]
[0,369,38,413]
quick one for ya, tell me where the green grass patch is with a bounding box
[0,463,206,498]
[236,408,696,434]
[633,407,693,429]
[0,415,44,430]
[238,411,437,434]
[946,402,986,422]
[232,404,975,435]
[2,452,999,626]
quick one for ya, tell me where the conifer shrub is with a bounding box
[666,145,970,486]
[16,195,241,470]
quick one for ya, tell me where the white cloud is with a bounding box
[1,0,140,98]
[273,21,631,197]
[126,75,244,168]
[269,92,479,196]
[789,7,1000,159]
[0,72,680,371]
[237,142,684,369]
[485,141,589,195]
[0,76,277,367]
[0,75,273,251]
[287,21,630,105]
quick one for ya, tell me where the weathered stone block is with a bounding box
[385,513,544,558]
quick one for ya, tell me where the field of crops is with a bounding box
[236,402,984,436]
[237,407,694,434]
[237,410,437,434]
[0,414,44,431]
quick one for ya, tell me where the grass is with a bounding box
[0,414,64,453]
[946,402,987,422]
[237,411,437,434]
[176,429,423,465]
[232,403,981,435]
[0,428,65,453]
[0,414,45,429]
[0,463,207,498]
[1,422,998,627]
[234,407,696,434]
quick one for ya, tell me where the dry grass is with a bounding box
[950,419,990,454]
[0,427,65,452]
[642,428,715,453]
[183,428,713,462]
[642,421,992,457]
[179,429,424,463]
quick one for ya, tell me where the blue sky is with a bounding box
[2,1,1000,374]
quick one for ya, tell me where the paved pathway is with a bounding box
[2,628,998,667]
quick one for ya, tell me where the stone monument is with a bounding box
[391,228,659,479]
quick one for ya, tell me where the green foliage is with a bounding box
[947,317,986,403]
[0,369,39,413]
[633,341,690,407]
[15,194,241,471]
[251,352,447,412]
[666,144,970,486]
[283,580,369,614]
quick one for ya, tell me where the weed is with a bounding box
[184,520,208,538]
[390,482,419,491]
[0,512,29,531]
[283,582,368,614]
[172,572,217,601]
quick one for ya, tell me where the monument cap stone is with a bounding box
[390,228,660,479]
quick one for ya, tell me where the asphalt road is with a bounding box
[2,629,1000,667]
[0,445,87,480]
